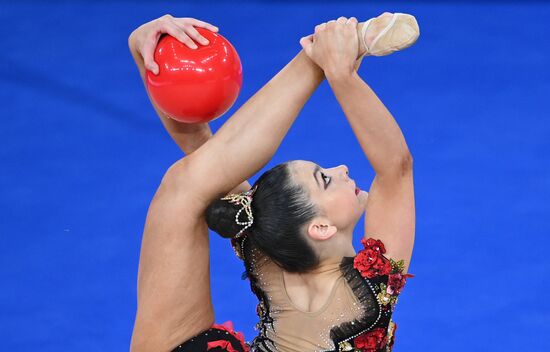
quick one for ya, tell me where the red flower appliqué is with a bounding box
[207,321,249,352]
[354,238,392,278]
[354,327,388,351]
[387,272,414,295]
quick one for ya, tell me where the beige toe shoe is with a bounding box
[360,13,420,57]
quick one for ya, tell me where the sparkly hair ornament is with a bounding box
[220,185,258,240]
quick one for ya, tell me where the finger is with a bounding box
[184,18,219,32]
[315,22,327,34]
[347,17,358,25]
[142,33,161,74]
[165,24,198,49]
[299,35,313,57]
[337,16,348,24]
[300,34,314,43]
[181,24,210,46]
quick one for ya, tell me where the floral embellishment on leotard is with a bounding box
[353,238,392,278]
[353,327,388,352]
[377,266,414,309]
[207,321,250,352]
[339,238,413,351]
[342,321,398,352]
[387,270,413,296]
[376,283,395,307]
[337,341,356,351]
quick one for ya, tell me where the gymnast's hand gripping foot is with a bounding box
[128,12,418,352]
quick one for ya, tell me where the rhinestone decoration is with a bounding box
[221,185,258,239]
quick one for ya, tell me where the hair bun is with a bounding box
[205,163,319,272]
[205,197,245,238]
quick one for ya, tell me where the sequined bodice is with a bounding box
[234,237,412,352]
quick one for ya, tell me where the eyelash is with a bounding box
[321,172,331,187]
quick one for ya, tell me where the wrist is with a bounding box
[325,68,357,84]
[326,69,360,88]
[128,30,138,50]
[181,134,212,155]
[128,27,145,53]
[177,123,213,154]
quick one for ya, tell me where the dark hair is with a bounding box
[205,162,319,273]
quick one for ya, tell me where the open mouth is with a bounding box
[355,187,360,195]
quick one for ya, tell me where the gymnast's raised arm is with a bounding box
[128,16,215,156]
[332,74,415,272]
[302,18,416,272]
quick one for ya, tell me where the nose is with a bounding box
[336,164,349,179]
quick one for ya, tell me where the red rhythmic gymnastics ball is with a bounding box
[146,28,243,123]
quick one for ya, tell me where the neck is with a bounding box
[282,244,349,312]
[315,229,356,261]
[283,257,342,300]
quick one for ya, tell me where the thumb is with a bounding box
[145,60,159,75]
[142,52,159,75]
[299,34,313,57]
[142,36,160,75]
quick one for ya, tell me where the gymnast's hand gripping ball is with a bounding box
[146,28,243,123]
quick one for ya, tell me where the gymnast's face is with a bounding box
[289,160,368,237]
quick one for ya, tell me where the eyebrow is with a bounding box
[313,165,321,189]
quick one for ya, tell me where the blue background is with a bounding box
[1,1,549,351]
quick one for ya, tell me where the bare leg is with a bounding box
[131,50,324,352]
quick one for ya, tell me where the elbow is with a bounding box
[379,153,413,179]
[399,153,414,175]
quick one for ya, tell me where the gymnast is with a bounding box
[128,12,418,352]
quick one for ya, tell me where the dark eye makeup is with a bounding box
[321,172,331,188]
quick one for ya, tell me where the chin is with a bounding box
[356,190,368,203]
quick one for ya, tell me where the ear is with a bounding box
[307,218,338,241]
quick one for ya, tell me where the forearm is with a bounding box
[328,72,412,176]
[159,120,213,155]
[129,36,212,155]
[129,35,251,193]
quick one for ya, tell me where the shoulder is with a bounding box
[340,237,414,298]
